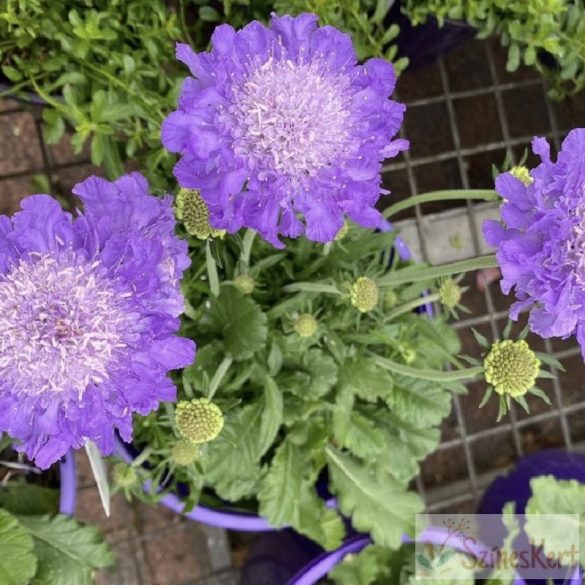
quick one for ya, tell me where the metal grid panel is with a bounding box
[387,38,585,513]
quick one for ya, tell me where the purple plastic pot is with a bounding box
[58,450,77,516]
[479,449,585,585]
[286,526,527,585]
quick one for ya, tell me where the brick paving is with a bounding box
[2,33,585,584]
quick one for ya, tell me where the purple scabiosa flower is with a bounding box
[483,128,585,357]
[162,13,408,248]
[0,173,196,468]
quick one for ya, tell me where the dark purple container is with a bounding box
[479,449,585,585]
[58,450,77,516]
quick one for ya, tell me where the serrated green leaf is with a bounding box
[279,349,338,398]
[258,440,303,527]
[337,357,393,402]
[205,402,266,501]
[333,406,385,460]
[206,288,268,361]
[386,375,452,428]
[0,509,37,585]
[326,446,423,548]
[19,514,113,585]
[258,439,345,550]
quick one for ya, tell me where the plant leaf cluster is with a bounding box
[403,0,585,99]
[0,479,114,585]
[132,223,463,550]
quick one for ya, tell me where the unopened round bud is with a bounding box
[350,277,379,313]
[294,313,318,337]
[176,188,226,239]
[175,398,224,444]
[171,439,200,466]
[234,274,255,295]
[484,340,540,397]
[439,278,462,309]
[112,463,137,488]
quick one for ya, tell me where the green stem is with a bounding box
[208,356,233,400]
[282,282,341,295]
[383,190,499,219]
[377,254,498,287]
[240,229,256,268]
[371,354,484,382]
[206,241,220,297]
[385,293,440,321]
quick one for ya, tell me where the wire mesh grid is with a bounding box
[1,34,585,520]
[384,37,585,513]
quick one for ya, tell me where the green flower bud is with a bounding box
[402,346,417,365]
[484,340,540,397]
[350,277,379,313]
[175,398,224,444]
[294,313,318,337]
[384,288,399,308]
[439,278,462,309]
[234,274,255,295]
[176,188,226,240]
[112,463,137,488]
[510,166,533,186]
[334,222,349,241]
[171,439,200,466]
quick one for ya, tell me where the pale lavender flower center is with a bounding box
[226,57,353,181]
[0,253,131,398]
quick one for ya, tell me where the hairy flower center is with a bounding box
[484,340,540,396]
[227,57,352,181]
[0,253,131,398]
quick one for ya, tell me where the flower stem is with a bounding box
[371,354,484,382]
[283,282,341,295]
[206,241,220,297]
[385,293,440,321]
[378,254,498,287]
[240,229,256,268]
[208,356,233,401]
[383,190,499,219]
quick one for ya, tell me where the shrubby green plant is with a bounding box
[129,212,466,549]
[0,0,183,188]
[403,0,585,99]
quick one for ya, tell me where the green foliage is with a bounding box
[0,0,183,188]
[403,0,585,99]
[19,515,115,585]
[0,508,37,585]
[329,543,477,585]
[132,223,463,549]
[525,475,585,566]
[0,477,113,585]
